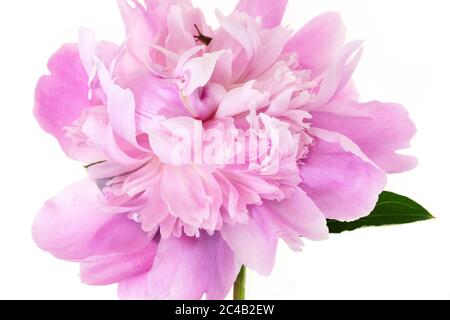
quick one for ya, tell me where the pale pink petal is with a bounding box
[311,100,418,173]
[243,26,292,81]
[117,0,154,63]
[33,179,149,261]
[209,15,252,83]
[300,129,387,221]
[221,188,328,275]
[313,41,364,106]
[147,116,203,165]
[267,87,295,115]
[214,172,250,222]
[234,0,288,29]
[188,83,227,120]
[118,272,149,300]
[119,233,241,300]
[182,51,224,95]
[77,29,140,150]
[334,81,360,101]
[220,206,277,275]
[34,44,90,156]
[79,109,144,166]
[215,10,257,59]
[214,81,269,118]
[165,3,213,56]
[80,240,158,285]
[128,73,189,127]
[284,12,346,78]
[222,171,283,201]
[165,5,197,55]
[264,188,329,242]
[209,50,233,87]
[96,64,139,149]
[195,170,223,231]
[160,166,210,226]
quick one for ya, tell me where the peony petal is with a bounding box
[119,233,241,300]
[117,271,149,300]
[243,26,293,81]
[311,100,418,173]
[182,51,224,96]
[264,188,329,242]
[313,41,364,106]
[33,179,149,261]
[165,3,213,56]
[98,65,139,149]
[80,240,158,285]
[221,187,328,275]
[34,44,90,157]
[160,165,211,226]
[147,116,204,165]
[300,129,387,221]
[234,0,288,29]
[78,28,141,150]
[79,108,144,166]
[215,10,258,59]
[284,12,346,78]
[214,81,269,118]
[129,73,189,129]
[117,0,154,63]
[221,206,278,275]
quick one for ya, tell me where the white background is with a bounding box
[0,0,449,300]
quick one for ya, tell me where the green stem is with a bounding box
[233,266,246,300]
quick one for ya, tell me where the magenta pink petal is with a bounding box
[81,240,158,285]
[118,272,150,300]
[311,100,418,173]
[34,44,90,158]
[221,206,278,276]
[300,129,387,221]
[119,233,241,300]
[32,179,150,261]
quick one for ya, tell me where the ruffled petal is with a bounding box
[118,233,241,300]
[117,272,150,300]
[214,81,268,118]
[311,100,418,173]
[300,128,387,221]
[160,165,210,226]
[234,0,288,29]
[78,28,141,151]
[313,41,363,106]
[80,240,158,285]
[221,187,328,275]
[264,188,329,242]
[129,73,189,126]
[284,12,346,78]
[34,44,90,157]
[182,51,224,96]
[32,179,150,261]
[117,0,154,63]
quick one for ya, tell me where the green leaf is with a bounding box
[327,191,434,234]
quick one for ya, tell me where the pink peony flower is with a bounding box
[33,0,416,300]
